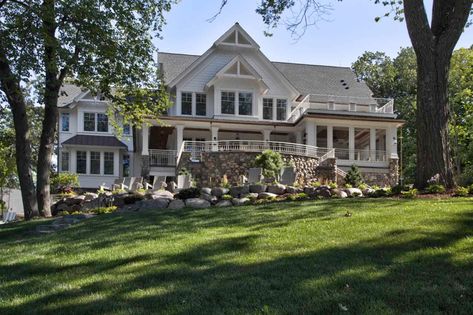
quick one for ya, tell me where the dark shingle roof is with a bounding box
[158,52,373,98]
[62,135,127,148]
[58,84,84,107]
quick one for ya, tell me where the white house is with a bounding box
[58,23,403,188]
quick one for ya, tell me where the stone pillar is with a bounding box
[176,125,184,151]
[349,126,355,161]
[211,126,219,152]
[327,125,333,149]
[141,124,149,156]
[370,128,377,161]
[389,158,399,186]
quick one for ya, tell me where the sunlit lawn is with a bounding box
[1,197,473,314]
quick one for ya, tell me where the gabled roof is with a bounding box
[58,84,84,107]
[214,22,260,48]
[62,135,127,148]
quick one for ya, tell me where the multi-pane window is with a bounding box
[263,98,273,120]
[83,113,95,131]
[76,151,87,174]
[61,113,70,132]
[276,99,287,121]
[221,91,235,114]
[123,124,131,135]
[61,151,69,172]
[104,152,114,175]
[90,151,101,174]
[97,113,108,132]
[239,92,252,116]
[181,92,192,115]
[196,93,206,116]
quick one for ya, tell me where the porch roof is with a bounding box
[62,135,127,148]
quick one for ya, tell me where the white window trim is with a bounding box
[60,112,71,133]
[220,90,255,117]
[261,97,289,121]
[81,111,110,133]
[72,149,117,176]
[180,91,193,116]
[179,91,207,117]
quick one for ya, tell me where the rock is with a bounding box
[258,192,278,199]
[216,200,233,207]
[267,183,287,195]
[229,186,250,198]
[118,204,140,212]
[211,187,229,197]
[232,198,250,206]
[65,195,86,205]
[304,186,318,196]
[140,198,170,210]
[243,193,259,199]
[332,189,348,198]
[70,204,82,212]
[150,190,174,200]
[316,186,332,198]
[286,186,303,194]
[168,199,185,210]
[363,188,375,196]
[201,187,212,195]
[167,181,178,193]
[249,184,267,193]
[185,198,211,209]
[123,193,144,204]
[201,193,218,204]
[56,203,70,212]
[84,193,98,201]
[344,188,363,197]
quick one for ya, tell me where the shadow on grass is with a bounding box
[1,198,472,314]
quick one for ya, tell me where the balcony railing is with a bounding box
[180,140,335,163]
[149,149,177,167]
[288,94,394,122]
[333,149,387,162]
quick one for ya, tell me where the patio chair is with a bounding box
[130,177,143,191]
[0,211,16,224]
[177,175,192,189]
[248,168,263,184]
[122,177,136,191]
[145,176,167,190]
[280,166,296,186]
[110,178,125,191]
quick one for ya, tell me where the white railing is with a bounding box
[149,149,177,167]
[288,94,394,121]
[333,149,387,162]
[179,140,335,163]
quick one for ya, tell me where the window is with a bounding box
[76,151,87,174]
[196,93,206,116]
[83,113,95,131]
[104,152,114,175]
[276,99,287,121]
[61,151,69,172]
[263,98,273,120]
[97,113,108,132]
[181,92,192,115]
[239,92,252,116]
[123,124,131,135]
[61,113,70,132]
[123,154,130,177]
[90,151,101,174]
[221,91,235,114]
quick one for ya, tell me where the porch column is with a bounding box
[370,128,377,161]
[327,125,333,149]
[387,126,399,159]
[211,126,219,152]
[176,125,184,151]
[141,124,149,156]
[349,126,355,160]
[305,121,316,146]
[262,129,272,142]
[295,131,303,144]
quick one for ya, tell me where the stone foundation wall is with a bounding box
[337,158,400,187]
[177,152,320,187]
[315,158,337,184]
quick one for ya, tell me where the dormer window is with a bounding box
[221,91,253,116]
[221,91,235,114]
[83,112,108,132]
[181,92,192,115]
[196,93,207,116]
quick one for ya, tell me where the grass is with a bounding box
[1,197,473,314]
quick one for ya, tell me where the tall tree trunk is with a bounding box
[0,46,39,219]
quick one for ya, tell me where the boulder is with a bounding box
[344,188,363,197]
[286,186,303,194]
[70,204,82,212]
[185,198,211,209]
[243,193,259,199]
[232,198,250,206]
[56,202,70,212]
[65,195,86,205]
[123,193,145,204]
[150,190,174,200]
[331,189,348,198]
[201,193,218,204]
[168,199,185,210]
[267,183,287,195]
[84,193,98,201]
[140,198,170,210]
[229,186,250,198]
[249,184,267,193]
[304,186,318,196]
[258,192,278,199]
[211,187,229,197]
[363,188,375,196]
[201,187,212,195]
[315,186,332,198]
[216,200,233,207]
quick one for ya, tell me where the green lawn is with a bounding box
[1,198,473,315]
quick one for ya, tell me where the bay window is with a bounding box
[83,113,95,131]
[83,112,108,132]
[90,151,101,174]
[104,152,114,175]
[76,151,87,174]
[97,113,108,132]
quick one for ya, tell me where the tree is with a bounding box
[0,0,173,219]
[217,0,472,189]
[254,150,285,180]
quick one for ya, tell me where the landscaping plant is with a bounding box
[344,165,364,187]
[254,150,284,179]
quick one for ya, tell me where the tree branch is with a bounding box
[58,43,81,84]
[403,0,433,53]
[437,0,472,52]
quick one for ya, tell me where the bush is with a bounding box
[310,181,321,187]
[286,193,309,201]
[468,184,473,195]
[345,165,364,187]
[401,188,418,199]
[454,186,469,197]
[373,188,392,198]
[175,187,201,200]
[51,172,79,194]
[221,194,233,201]
[426,184,446,194]
[90,206,117,215]
[344,183,353,188]
[358,183,368,190]
[391,184,411,195]
[254,150,284,179]
[328,182,338,189]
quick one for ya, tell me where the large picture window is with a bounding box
[83,113,95,131]
[263,98,273,120]
[221,91,235,114]
[181,92,192,115]
[196,93,206,116]
[76,151,87,174]
[238,92,252,116]
[276,99,287,121]
[104,152,114,175]
[90,151,101,174]
[97,113,108,132]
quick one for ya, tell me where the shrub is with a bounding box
[328,182,338,189]
[175,187,201,200]
[426,184,446,194]
[254,150,284,179]
[344,165,364,187]
[344,183,353,188]
[358,183,368,190]
[90,206,117,215]
[310,181,322,187]
[222,194,233,201]
[401,188,418,199]
[51,172,79,194]
[454,186,469,197]
[391,184,411,195]
[287,193,309,201]
[468,184,473,195]
[112,188,127,195]
[373,188,392,198]
[221,175,231,188]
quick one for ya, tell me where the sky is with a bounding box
[155,0,473,67]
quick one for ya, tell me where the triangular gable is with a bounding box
[215,23,259,48]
